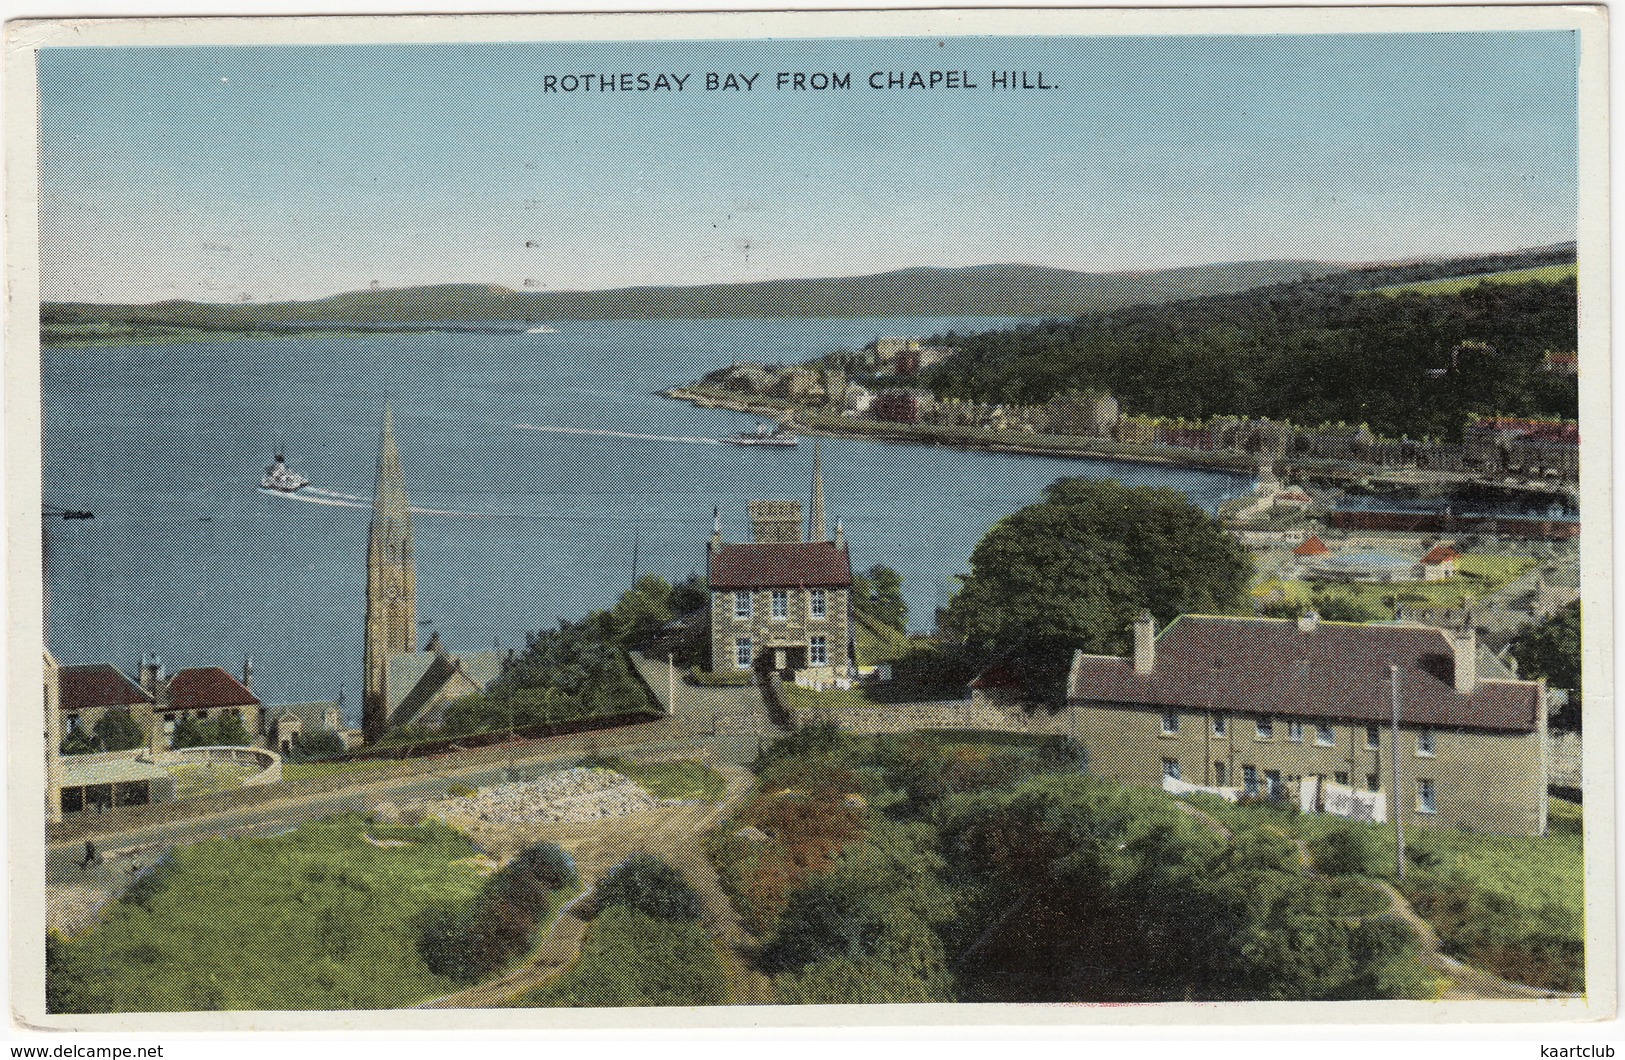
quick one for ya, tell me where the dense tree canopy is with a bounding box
[1513,600,1581,730]
[923,271,1578,440]
[942,476,1252,697]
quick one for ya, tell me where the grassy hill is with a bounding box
[1373,263,1578,297]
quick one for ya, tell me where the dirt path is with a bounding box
[418,762,767,1008]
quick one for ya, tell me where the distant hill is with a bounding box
[45,260,1346,330]
[41,243,1576,332]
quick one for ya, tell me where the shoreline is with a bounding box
[663,386,1262,476]
[663,385,1581,508]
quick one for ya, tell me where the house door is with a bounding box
[1242,765,1259,797]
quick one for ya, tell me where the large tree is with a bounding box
[1512,600,1581,730]
[943,476,1251,698]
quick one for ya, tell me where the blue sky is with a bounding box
[38,32,1578,303]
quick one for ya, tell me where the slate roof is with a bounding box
[166,668,260,711]
[1068,615,1541,734]
[60,665,153,712]
[708,541,853,590]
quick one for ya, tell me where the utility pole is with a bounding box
[667,653,676,717]
[1390,663,1405,879]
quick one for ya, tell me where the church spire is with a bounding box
[364,404,416,742]
[809,435,827,543]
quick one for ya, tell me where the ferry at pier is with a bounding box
[259,452,310,493]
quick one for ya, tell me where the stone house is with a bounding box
[58,662,157,748]
[1068,612,1548,836]
[142,659,261,750]
[707,500,853,681]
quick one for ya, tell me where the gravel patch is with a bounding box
[47,886,110,937]
[411,767,673,829]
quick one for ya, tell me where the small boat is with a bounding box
[260,452,310,493]
[525,325,559,334]
[725,422,799,447]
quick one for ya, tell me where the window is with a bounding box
[1367,773,1381,792]
[1162,758,1181,782]
[809,636,828,666]
[1417,778,1437,814]
[810,589,826,618]
[1366,724,1380,750]
[1214,762,1228,786]
[1287,719,1303,742]
[734,591,752,620]
[1242,765,1259,797]
[771,590,788,620]
[1255,716,1273,740]
[66,714,81,732]
[1334,772,1350,786]
[1212,713,1227,737]
[1417,729,1435,757]
[1161,710,1179,735]
[735,637,753,669]
[1316,725,1335,747]
[1264,770,1282,798]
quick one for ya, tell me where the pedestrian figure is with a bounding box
[81,840,96,868]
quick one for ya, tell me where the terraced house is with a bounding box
[1069,611,1549,836]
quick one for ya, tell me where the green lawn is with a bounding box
[50,815,488,1011]
[1373,263,1578,297]
[166,760,259,798]
[575,755,730,801]
[1254,555,1536,614]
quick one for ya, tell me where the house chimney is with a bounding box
[1133,611,1156,674]
[1454,623,1477,694]
[1298,610,1320,633]
[140,653,163,696]
[710,506,722,552]
[242,655,253,692]
[833,518,844,550]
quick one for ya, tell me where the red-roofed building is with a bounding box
[1420,544,1461,580]
[707,499,853,680]
[1068,612,1548,836]
[1293,535,1331,558]
[58,663,156,746]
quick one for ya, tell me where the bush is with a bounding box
[446,783,477,799]
[595,854,702,922]
[511,842,578,893]
[94,708,148,752]
[1309,828,1384,876]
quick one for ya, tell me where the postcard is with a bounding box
[6,4,1612,1034]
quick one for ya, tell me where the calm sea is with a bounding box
[43,317,1248,719]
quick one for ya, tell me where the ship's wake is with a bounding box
[515,423,722,447]
[257,487,490,519]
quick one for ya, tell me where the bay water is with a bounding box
[43,317,1248,718]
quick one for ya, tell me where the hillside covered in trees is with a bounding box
[922,245,1578,441]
